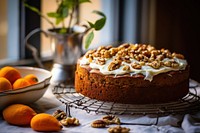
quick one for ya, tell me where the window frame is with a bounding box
[20,0,41,59]
[0,0,42,67]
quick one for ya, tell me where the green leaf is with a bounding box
[61,7,68,18]
[91,10,106,30]
[92,10,106,18]
[94,18,106,30]
[47,12,60,18]
[57,5,68,17]
[63,0,75,9]
[87,21,94,28]
[24,3,41,15]
[59,28,67,34]
[56,17,64,25]
[79,0,91,4]
[85,31,94,49]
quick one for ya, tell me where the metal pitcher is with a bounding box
[25,26,87,86]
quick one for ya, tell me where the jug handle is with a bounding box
[24,28,48,68]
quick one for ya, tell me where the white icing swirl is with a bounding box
[80,56,187,82]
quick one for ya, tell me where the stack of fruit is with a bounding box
[0,66,38,92]
[0,66,63,132]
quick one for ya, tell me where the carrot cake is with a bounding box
[75,43,189,104]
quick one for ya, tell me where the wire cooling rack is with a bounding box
[52,81,200,116]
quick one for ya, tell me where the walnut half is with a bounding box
[52,110,67,120]
[108,125,130,133]
[91,120,107,128]
[60,117,80,126]
[102,115,121,125]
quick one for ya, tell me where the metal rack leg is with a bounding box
[65,103,72,117]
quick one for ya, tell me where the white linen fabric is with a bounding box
[0,80,200,133]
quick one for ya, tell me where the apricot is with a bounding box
[24,74,38,85]
[31,113,63,132]
[13,78,31,90]
[0,77,12,92]
[3,104,37,126]
[0,66,21,84]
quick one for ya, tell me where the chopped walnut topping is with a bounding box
[142,50,151,57]
[108,125,130,133]
[156,54,164,61]
[147,45,155,52]
[109,48,118,56]
[97,46,105,52]
[83,43,185,71]
[131,62,142,69]
[88,55,93,63]
[116,50,123,56]
[134,54,143,61]
[105,45,113,50]
[103,50,112,58]
[147,61,162,69]
[132,44,139,50]
[96,58,106,65]
[118,44,130,51]
[148,57,155,62]
[123,55,131,63]
[123,65,130,71]
[139,61,145,66]
[163,60,179,68]
[114,56,123,62]
[108,61,121,71]
[91,120,106,128]
[171,61,179,68]
[121,43,130,48]
[163,61,172,67]
[129,52,135,59]
[151,50,160,56]
[172,53,185,59]
[162,49,172,58]
[85,49,96,58]
[93,52,101,57]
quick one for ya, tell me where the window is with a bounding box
[0,0,20,64]
[0,0,41,66]
[0,0,143,66]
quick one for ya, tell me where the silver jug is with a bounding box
[25,26,87,86]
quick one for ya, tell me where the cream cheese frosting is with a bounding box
[80,44,188,82]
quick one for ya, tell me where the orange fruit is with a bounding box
[24,74,38,85]
[0,77,12,92]
[31,113,63,132]
[3,104,37,126]
[0,66,21,84]
[13,78,31,90]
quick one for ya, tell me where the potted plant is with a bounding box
[24,0,106,85]
[24,0,106,49]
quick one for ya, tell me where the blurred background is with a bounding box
[0,0,200,82]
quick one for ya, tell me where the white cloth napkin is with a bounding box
[182,112,200,133]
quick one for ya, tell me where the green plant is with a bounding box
[24,0,106,49]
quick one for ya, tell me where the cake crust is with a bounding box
[75,63,189,104]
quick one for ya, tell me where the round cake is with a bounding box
[75,43,189,104]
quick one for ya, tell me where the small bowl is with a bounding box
[0,66,52,110]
